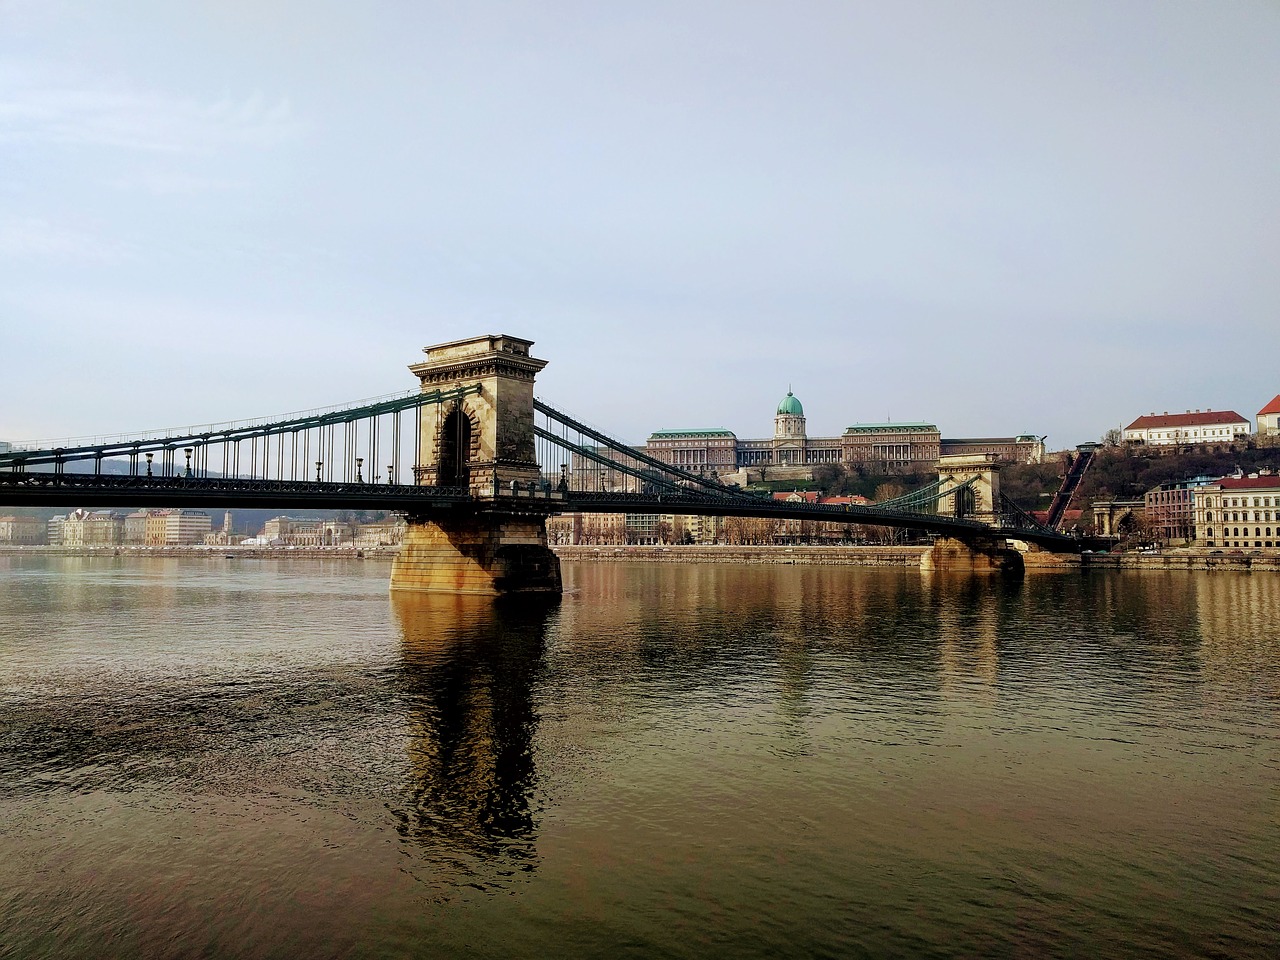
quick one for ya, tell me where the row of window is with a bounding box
[1204,527,1274,539]
[1202,495,1278,508]
[1203,511,1275,523]
[1148,490,1192,503]
[1134,427,1240,441]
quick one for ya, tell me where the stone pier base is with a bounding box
[390,514,562,595]
[920,537,1025,575]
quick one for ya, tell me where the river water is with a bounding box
[0,555,1276,959]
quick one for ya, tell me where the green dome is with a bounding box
[777,391,804,416]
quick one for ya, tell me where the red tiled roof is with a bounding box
[1124,410,1248,430]
[1215,475,1280,490]
[1258,395,1280,416]
[819,495,871,505]
[772,491,819,502]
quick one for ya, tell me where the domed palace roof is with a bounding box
[777,391,804,416]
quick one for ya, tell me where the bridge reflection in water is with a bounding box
[0,558,1277,956]
[389,593,559,880]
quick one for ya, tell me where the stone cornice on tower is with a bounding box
[409,334,548,386]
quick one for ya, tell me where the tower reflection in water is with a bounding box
[389,593,558,881]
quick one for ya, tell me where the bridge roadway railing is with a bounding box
[0,385,481,487]
[0,471,472,512]
[0,463,1076,549]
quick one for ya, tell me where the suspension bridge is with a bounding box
[2,334,1078,592]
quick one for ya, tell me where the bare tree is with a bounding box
[873,481,906,503]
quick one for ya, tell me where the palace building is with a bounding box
[643,390,1043,480]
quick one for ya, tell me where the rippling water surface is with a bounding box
[1,555,1277,958]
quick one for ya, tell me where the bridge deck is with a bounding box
[0,474,1081,551]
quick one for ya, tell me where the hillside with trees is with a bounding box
[1002,443,1280,522]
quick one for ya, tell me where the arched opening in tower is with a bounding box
[439,407,472,489]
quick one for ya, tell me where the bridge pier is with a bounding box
[391,513,561,596]
[921,537,1025,575]
[391,334,561,596]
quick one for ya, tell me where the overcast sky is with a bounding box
[2,1,1277,450]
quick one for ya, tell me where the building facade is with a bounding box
[263,516,322,545]
[144,511,170,546]
[1258,395,1280,438]
[164,510,212,545]
[644,430,739,474]
[644,391,1040,478]
[123,511,150,545]
[1122,410,1250,447]
[203,511,241,546]
[1192,475,1280,550]
[1144,477,1216,543]
[843,423,941,466]
[261,516,348,546]
[61,509,124,546]
[0,516,45,545]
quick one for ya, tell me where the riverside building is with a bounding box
[61,509,124,546]
[164,510,212,545]
[1193,475,1280,550]
[1144,477,1217,544]
[0,516,45,545]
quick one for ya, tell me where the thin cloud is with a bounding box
[103,171,245,196]
[0,64,304,153]
[0,217,136,263]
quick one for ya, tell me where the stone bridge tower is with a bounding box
[409,334,546,496]
[924,453,1023,574]
[391,335,561,596]
[936,453,1001,525]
